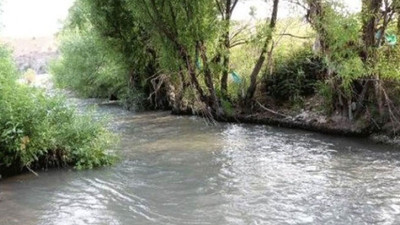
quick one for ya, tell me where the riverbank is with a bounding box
[171,104,400,147]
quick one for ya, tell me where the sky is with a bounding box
[0,0,74,37]
[232,0,362,20]
[0,0,362,38]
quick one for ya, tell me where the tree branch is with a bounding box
[279,33,313,39]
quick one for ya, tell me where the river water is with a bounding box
[1,93,400,225]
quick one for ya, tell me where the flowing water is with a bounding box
[1,88,400,225]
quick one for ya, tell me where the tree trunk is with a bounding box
[362,0,381,52]
[361,0,384,116]
[245,0,279,102]
[398,14,400,35]
[198,41,221,115]
[178,44,207,103]
[393,0,400,35]
[306,0,329,55]
[221,0,232,96]
[221,35,230,96]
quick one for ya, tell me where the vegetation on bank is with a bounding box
[52,0,400,136]
[0,45,115,177]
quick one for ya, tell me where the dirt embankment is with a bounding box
[1,36,58,74]
[170,92,399,146]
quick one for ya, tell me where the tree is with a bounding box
[65,0,162,108]
[216,0,239,96]
[245,0,280,102]
[133,0,222,115]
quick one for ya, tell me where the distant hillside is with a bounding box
[0,36,58,74]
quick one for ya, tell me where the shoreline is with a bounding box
[1,99,396,180]
[171,108,400,147]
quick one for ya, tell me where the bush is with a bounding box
[264,47,325,102]
[0,45,115,176]
[50,32,129,99]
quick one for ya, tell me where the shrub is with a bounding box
[0,45,115,177]
[264,47,325,103]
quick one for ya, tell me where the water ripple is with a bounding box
[1,106,400,224]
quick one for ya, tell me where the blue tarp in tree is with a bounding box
[230,71,242,84]
[386,33,397,46]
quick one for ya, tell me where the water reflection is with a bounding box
[1,101,400,224]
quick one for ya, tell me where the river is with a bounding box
[1,87,400,225]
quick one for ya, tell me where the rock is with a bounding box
[317,116,327,124]
[295,111,309,121]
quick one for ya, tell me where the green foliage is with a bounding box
[52,0,400,129]
[50,32,128,99]
[322,7,366,93]
[119,88,148,111]
[221,98,235,116]
[264,47,325,102]
[51,0,156,109]
[316,80,335,113]
[0,45,115,175]
[334,56,366,93]
[129,0,220,74]
[0,46,18,83]
[376,45,400,80]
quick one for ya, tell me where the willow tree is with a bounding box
[62,0,165,109]
[130,0,223,115]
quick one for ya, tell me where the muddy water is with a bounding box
[1,97,400,225]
